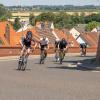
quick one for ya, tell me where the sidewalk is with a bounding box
[77,58,100,71]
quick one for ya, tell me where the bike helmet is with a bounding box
[26,31,33,39]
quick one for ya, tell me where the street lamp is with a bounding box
[96,26,100,64]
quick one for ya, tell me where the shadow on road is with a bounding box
[48,57,97,71]
[48,66,93,71]
[14,68,31,71]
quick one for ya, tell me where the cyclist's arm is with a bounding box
[38,41,41,49]
[47,44,49,50]
[32,39,37,49]
[19,39,24,47]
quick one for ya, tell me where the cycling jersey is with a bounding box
[55,41,60,48]
[59,40,67,49]
[40,40,48,50]
[23,38,34,48]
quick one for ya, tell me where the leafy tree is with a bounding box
[13,17,21,31]
[84,13,100,23]
[0,4,11,21]
[35,12,100,29]
[29,13,35,26]
[86,21,100,31]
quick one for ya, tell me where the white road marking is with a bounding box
[91,71,100,73]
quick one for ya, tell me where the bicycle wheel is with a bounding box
[59,51,63,64]
[55,51,59,62]
[40,51,45,64]
[18,60,22,70]
[22,57,27,71]
[18,56,24,70]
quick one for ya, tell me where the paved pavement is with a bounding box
[0,53,100,100]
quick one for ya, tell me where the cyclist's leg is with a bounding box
[59,49,63,64]
[62,49,65,59]
[19,46,26,60]
[40,49,44,64]
[84,48,86,56]
[44,49,47,58]
[59,49,62,59]
[40,49,43,57]
[55,48,57,58]
[40,49,44,59]
[55,48,59,61]
[63,49,66,58]
[81,48,83,56]
[25,47,31,58]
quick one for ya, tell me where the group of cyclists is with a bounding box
[18,30,87,70]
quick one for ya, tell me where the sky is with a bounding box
[0,0,100,6]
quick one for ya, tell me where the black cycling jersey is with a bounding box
[23,37,34,48]
[59,40,67,49]
[55,41,60,48]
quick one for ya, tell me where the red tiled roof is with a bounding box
[54,29,79,47]
[80,32,99,47]
[1,21,97,48]
[0,21,16,46]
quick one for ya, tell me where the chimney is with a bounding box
[5,23,10,44]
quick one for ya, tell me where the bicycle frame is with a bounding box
[59,49,65,64]
[18,48,28,71]
[80,48,86,56]
[55,49,59,62]
[40,49,47,64]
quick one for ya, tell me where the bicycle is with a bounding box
[55,49,59,62]
[59,49,65,64]
[18,55,28,71]
[80,48,86,56]
[40,49,46,64]
[18,47,29,71]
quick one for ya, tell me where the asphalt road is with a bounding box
[0,54,100,100]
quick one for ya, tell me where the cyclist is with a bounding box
[79,43,87,56]
[59,38,68,63]
[54,39,60,61]
[19,30,36,61]
[39,36,49,60]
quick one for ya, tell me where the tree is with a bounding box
[84,13,100,23]
[29,13,35,26]
[86,21,100,31]
[13,17,21,31]
[0,4,11,21]
[37,12,54,21]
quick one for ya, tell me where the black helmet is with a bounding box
[26,31,33,39]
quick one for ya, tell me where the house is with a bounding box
[69,27,86,44]
[91,28,98,32]
[17,21,33,32]
[0,21,17,46]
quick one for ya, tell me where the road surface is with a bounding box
[0,54,100,100]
